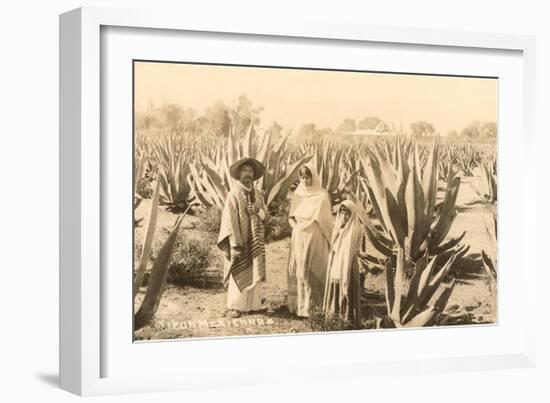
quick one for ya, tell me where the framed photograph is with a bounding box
[60,7,536,396]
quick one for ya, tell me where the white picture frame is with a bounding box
[59,6,537,396]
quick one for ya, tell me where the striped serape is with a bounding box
[217,183,267,292]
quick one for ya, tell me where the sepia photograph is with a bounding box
[132,60,498,341]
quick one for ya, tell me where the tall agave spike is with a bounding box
[134,176,161,298]
[134,211,188,331]
[405,144,425,260]
[421,139,439,236]
[428,173,461,249]
[243,121,255,159]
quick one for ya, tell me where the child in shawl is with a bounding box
[287,163,333,317]
[323,200,362,324]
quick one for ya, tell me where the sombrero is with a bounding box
[229,157,265,181]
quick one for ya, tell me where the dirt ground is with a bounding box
[134,169,497,341]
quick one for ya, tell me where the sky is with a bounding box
[134,61,498,135]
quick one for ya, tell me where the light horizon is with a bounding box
[134,61,498,135]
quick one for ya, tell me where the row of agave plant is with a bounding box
[439,143,485,178]
[188,123,313,210]
[135,125,494,215]
[135,124,314,213]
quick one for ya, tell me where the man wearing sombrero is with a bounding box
[217,157,268,317]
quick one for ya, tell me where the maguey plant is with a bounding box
[438,144,457,182]
[354,136,467,327]
[453,144,481,177]
[475,155,497,204]
[481,206,497,295]
[150,134,197,213]
[189,122,312,210]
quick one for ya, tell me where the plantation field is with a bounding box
[134,167,497,341]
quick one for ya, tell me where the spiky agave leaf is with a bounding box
[389,247,406,324]
[384,247,459,328]
[266,154,313,206]
[481,157,497,203]
[134,212,186,330]
[403,251,459,324]
[428,175,461,248]
[134,176,161,298]
[405,143,426,259]
[188,162,226,210]
[362,154,404,245]
[420,139,439,239]
[346,191,394,257]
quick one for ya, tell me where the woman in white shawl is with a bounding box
[323,199,362,324]
[287,163,333,317]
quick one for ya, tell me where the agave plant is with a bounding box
[383,245,461,327]
[360,136,465,262]
[373,135,410,170]
[188,154,228,210]
[133,177,189,331]
[438,145,456,182]
[481,206,497,295]
[453,144,481,177]
[372,135,432,175]
[300,138,361,207]
[189,122,312,210]
[476,156,497,204]
[149,135,197,213]
[314,142,346,189]
[357,136,468,327]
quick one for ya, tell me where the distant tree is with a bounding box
[159,103,197,133]
[299,123,317,138]
[480,121,497,142]
[410,121,435,138]
[375,121,390,133]
[194,96,266,137]
[139,99,158,130]
[447,129,459,142]
[229,94,264,136]
[179,108,197,133]
[201,101,231,137]
[460,122,480,141]
[160,103,183,133]
[338,118,357,133]
[135,109,159,131]
[460,121,497,143]
[141,113,156,130]
[317,127,335,137]
[359,116,383,130]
